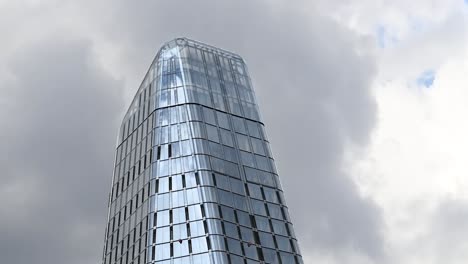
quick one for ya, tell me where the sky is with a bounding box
[0,0,467,264]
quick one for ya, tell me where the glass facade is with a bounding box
[102,38,303,264]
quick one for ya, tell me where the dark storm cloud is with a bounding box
[0,0,383,263]
[0,35,124,264]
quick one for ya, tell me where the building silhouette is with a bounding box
[102,38,303,264]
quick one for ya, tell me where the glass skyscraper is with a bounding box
[102,38,303,264]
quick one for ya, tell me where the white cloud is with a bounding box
[351,20,468,264]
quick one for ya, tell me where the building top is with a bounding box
[117,38,249,145]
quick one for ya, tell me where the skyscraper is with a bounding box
[102,38,303,264]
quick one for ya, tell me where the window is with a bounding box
[160,126,169,144]
[251,138,265,155]
[173,239,189,258]
[160,144,168,160]
[223,146,237,163]
[158,177,169,193]
[251,199,267,216]
[156,227,170,244]
[263,187,278,203]
[267,203,282,219]
[185,173,197,188]
[241,151,255,167]
[206,219,223,235]
[236,134,250,151]
[188,204,203,221]
[180,140,192,156]
[239,226,253,242]
[189,220,205,237]
[236,210,250,227]
[170,126,179,142]
[226,238,242,255]
[191,237,208,254]
[203,107,216,125]
[170,107,179,124]
[218,189,234,207]
[220,129,234,147]
[230,178,244,195]
[186,188,200,205]
[189,121,205,138]
[155,243,170,260]
[233,194,247,211]
[158,108,169,126]
[157,193,170,210]
[255,155,270,171]
[217,112,230,129]
[224,222,239,239]
[156,210,169,227]
[212,93,225,111]
[263,248,279,263]
[171,190,185,208]
[232,116,247,134]
[271,220,288,236]
[215,174,230,191]
[206,125,219,143]
[255,216,270,232]
[168,144,172,158]
[280,252,296,263]
[209,142,224,159]
[180,122,189,140]
[276,236,292,251]
[172,174,183,190]
[172,223,188,240]
[220,206,236,223]
[171,142,180,158]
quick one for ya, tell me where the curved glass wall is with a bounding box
[102,38,303,264]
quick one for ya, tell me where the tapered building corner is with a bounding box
[102,37,304,264]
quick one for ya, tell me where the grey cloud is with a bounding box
[430,199,468,264]
[0,0,383,263]
[0,35,124,264]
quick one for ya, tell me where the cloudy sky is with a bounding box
[0,0,467,263]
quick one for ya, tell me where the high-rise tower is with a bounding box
[102,38,303,264]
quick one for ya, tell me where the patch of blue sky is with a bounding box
[376,25,387,48]
[417,70,436,88]
[376,25,398,48]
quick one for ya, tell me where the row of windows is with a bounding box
[109,165,286,226]
[116,102,268,173]
[146,172,287,217]
[148,236,300,263]
[154,85,259,120]
[149,205,294,243]
[151,155,277,186]
[108,175,293,254]
[177,44,247,76]
[148,215,299,262]
[149,250,302,264]
[152,139,272,171]
[153,104,265,139]
[152,121,266,151]
[150,236,209,261]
